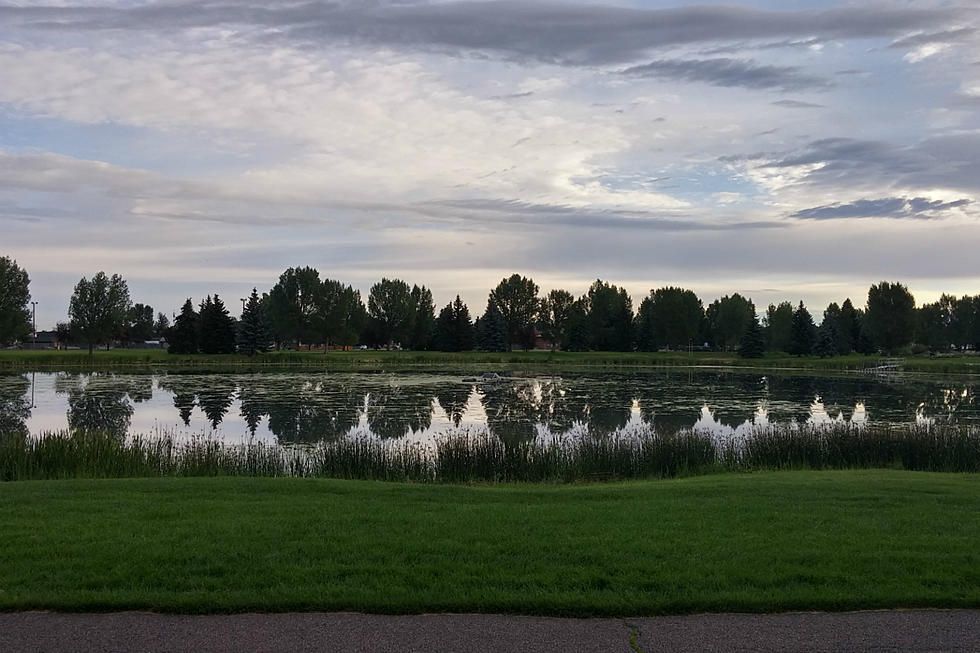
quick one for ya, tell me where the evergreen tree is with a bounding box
[563,299,591,351]
[788,301,816,356]
[237,288,272,356]
[763,302,794,352]
[838,299,861,354]
[813,321,838,358]
[153,312,170,339]
[199,294,237,354]
[737,317,765,358]
[476,303,509,352]
[409,285,436,350]
[168,299,199,354]
[433,296,473,352]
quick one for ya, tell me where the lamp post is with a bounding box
[30,301,37,350]
[240,297,246,315]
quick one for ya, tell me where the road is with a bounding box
[2,610,978,652]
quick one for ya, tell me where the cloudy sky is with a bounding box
[2,0,979,328]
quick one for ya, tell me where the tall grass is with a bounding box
[2,423,979,483]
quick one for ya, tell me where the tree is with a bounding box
[584,280,633,351]
[55,322,73,349]
[315,280,366,350]
[125,303,155,345]
[813,321,839,358]
[788,301,815,356]
[488,274,539,350]
[368,278,415,348]
[737,317,765,358]
[265,267,322,348]
[199,294,237,354]
[409,285,436,350]
[916,301,948,352]
[69,272,131,354]
[563,298,591,351]
[538,289,574,350]
[763,302,794,352]
[475,302,509,352]
[0,256,32,346]
[153,312,170,339]
[237,288,272,356]
[433,296,474,352]
[865,281,916,353]
[838,298,861,354]
[168,299,199,354]
[634,287,703,351]
[705,293,756,351]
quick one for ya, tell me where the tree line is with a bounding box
[1,254,979,356]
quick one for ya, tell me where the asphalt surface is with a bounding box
[1,610,978,652]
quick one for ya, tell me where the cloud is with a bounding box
[0,1,968,66]
[771,99,826,109]
[621,58,830,91]
[889,27,977,50]
[791,197,971,220]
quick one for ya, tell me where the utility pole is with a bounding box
[31,301,37,349]
[240,297,246,314]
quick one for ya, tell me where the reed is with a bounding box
[3,422,980,483]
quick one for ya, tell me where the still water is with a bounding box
[1,370,977,444]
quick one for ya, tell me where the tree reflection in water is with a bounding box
[53,373,143,438]
[366,382,434,439]
[0,373,31,437]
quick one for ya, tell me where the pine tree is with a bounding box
[788,301,816,356]
[434,296,474,351]
[168,299,199,354]
[199,294,236,354]
[813,322,838,358]
[737,317,765,358]
[476,303,509,352]
[237,288,272,356]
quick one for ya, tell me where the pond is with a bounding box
[1,370,977,444]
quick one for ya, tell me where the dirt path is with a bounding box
[2,610,978,652]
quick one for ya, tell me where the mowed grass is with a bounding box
[3,348,980,374]
[1,470,979,615]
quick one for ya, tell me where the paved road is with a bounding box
[2,610,978,652]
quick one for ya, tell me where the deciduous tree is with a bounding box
[0,256,32,347]
[69,272,131,354]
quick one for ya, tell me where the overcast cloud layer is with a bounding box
[1,0,979,326]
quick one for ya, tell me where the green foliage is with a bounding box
[563,299,591,351]
[866,281,916,353]
[763,301,794,352]
[705,293,756,351]
[813,320,839,358]
[634,286,703,351]
[408,285,436,350]
[0,256,32,347]
[368,278,415,348]
[488,274,539,350]
[737,317,765,358]
[167,299,199,355]
[237,288,272,356]
[153,312,170,339]
[584,279,633,352]
[788,301,815,356]
[538,289,575,350]
[68,272,131,354]
[198,295,237,355]
[475,303,509,352]
[124,303,155,345]
[316,279,366,349]
[433,296,474,352]
[265,267,322,348]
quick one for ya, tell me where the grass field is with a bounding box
[1,471,978,615]
[3,348,979,374]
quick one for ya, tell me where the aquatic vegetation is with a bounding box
[2,422,979,483]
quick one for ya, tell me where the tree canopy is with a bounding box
[488,274,539,350]
[68,272,131,354]
[0,256,31,346]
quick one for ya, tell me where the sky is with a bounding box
[1,0,979,329]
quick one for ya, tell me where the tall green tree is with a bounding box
[705,293,756,351]
[153,312,170,339]
[124,303,155,345]
[838,298,861,354]
[0,256,31,346]
[68,272,131,354]
[475,302,509,352]
[583,279,633,351]
[199,295,238,354]
[865,281,916,353]
[168,299,199,354]
[538,289,575,350]
[763,302,794,352]
[563,298,591,352]
[813,320,839,358]
[737,317,765,358]
[634,287,703,351]
[433,295,474,352]
[265,267,322,348]
[488,274,539,350]
[237,288,272,356]
[368,278,415,348]
[788,301,816,356]
[409,285,436,350]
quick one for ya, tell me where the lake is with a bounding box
[1,370,977,444]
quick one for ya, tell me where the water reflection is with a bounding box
[2,371,977,444]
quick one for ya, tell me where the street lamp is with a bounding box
[30,301,37,350]
[240,297,246,314]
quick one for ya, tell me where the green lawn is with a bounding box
[2,348,979,374]
[1,470,979,615]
